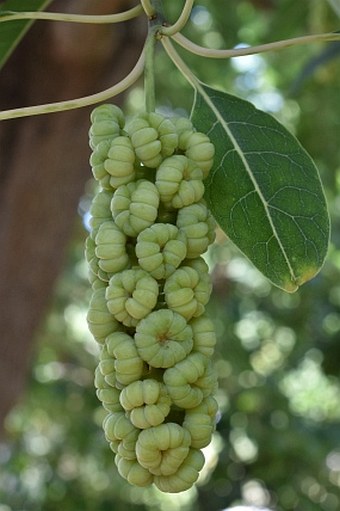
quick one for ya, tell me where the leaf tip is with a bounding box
[281,264,322,293]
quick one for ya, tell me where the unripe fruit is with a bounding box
[104,136,136,188]
[140,112,178,158]
[111,180,160,237]
[190,315,217,357]
[85,236,109,283]
[106,268,159,327]
[86,287,119,344]
[163,352,208,408]
[115,456,154,487]
[164,264,211,320]
[155,155,204,208]
[103,412,138,445]
[89,189,113,240]
[89,139,112,189]
[135,309,193,368]
[95,220,129,274]
[136,223,187,279]
[119,379,171,429]
[87,105,219,493]
[94,365,122,413]
[184,131,215,178]
[127,112,178,168]
[89,104,124,149]
[127,117,162,168]
[183,397,218,448]
[176,201,216,258]
[105,331,145,385]
[172,117,194,148]
[153,448,204,493]
[136,422,191,476]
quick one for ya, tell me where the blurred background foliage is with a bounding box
[1,0,340,509]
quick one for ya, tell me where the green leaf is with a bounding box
[0,0,52,71]
[191,85,330,292]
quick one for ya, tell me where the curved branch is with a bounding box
[171,31,340,58]
[161,37,198,90]
[0,48,145,120]
[140,0,156,18]
[0,4,143,24]
[161,0,194,36]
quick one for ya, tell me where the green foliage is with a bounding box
[192,85,330,292]
[0,0,52,69]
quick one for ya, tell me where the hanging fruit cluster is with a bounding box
[85,103,218,493]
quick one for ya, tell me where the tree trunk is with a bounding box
[0,0,145,436]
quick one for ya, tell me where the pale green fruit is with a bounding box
[172,117,194,150]
[94,365,122,413]
[105,331,145,386]
[111,180,160,238]
[163,352,208,409]
[176,201,216,258]
[140,112,178,158]
[127,116,162,168]
[115,456,154,487]
[153,448,204,493]
[164,264,211,320]
[135,309,193,368]
[104,136,136,188]
[86,287,119,344]
[183,131,215,178]
[190,315,217,357]
[89,189,113,240]
[89,104,124,149]
[119,379,171,429]
[155,155,204,209]
[84,236,109,283]
[106,268,159,327]
[95,220,129,274]
[89,139,112,189]
[136,223,187,280]
[183,396,218,448]
[136,422,191,476]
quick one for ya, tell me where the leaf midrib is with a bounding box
[197,84,297,285]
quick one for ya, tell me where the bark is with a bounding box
[0,0,146,436]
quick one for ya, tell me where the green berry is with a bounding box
[190,315,217,357]
[95,220,129,274]
[184,131,215,178]
[104,136,136,188]
[155,155,205,209]
[164,264,211,320]
[115,456,154,487]
[89,189,113,240]
[153,448,204,493]
[106,268,159,327]
[105,331,145,385]
[111,180,160,237]
[136,422,191,476]
[120,379,171,429]
[163,352,208,408]
[136,223,187,279]
[135,309,193,368]
[176,201,216,258]
[86,287,119,344]
[89,139,112,189]
[89,104,124,149]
